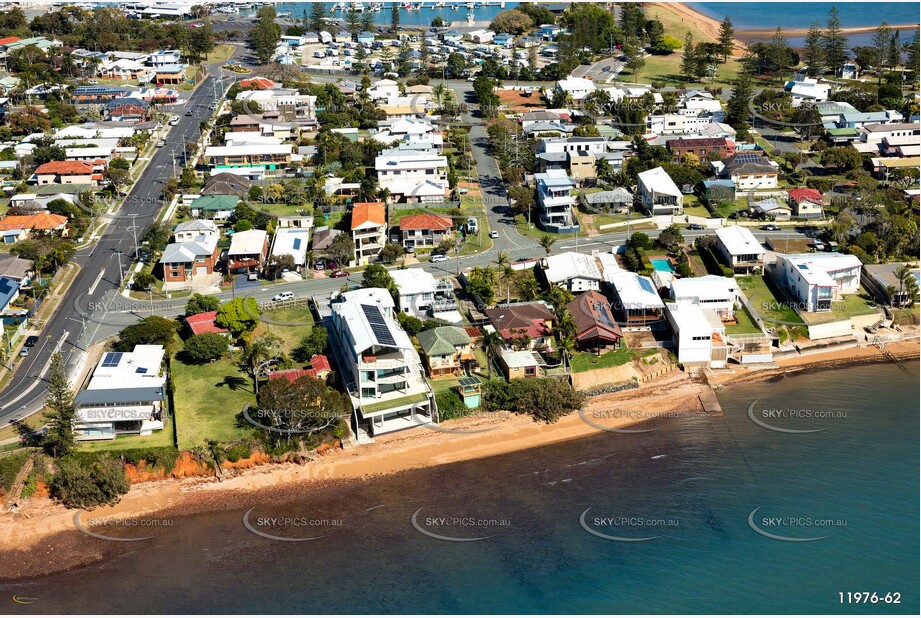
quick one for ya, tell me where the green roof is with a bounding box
[826,127,857,136]
[33,183,93,196]
[416,326,471,356]
[191,194,239,211]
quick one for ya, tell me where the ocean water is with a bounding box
[2,361,918,614]
[263,2,517,28]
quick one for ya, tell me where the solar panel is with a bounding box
[458,376,481,387]
[361,304,397,347]
[638,278,656,295]
[734,153,764,164]
[594,300,617,328]
[293,238,302,250]
[101,352,123,368]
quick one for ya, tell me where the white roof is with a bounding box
[671,275,740,303]
[206,144,292,157]
[228,229,267,256]
[499,347,540,369]
[271,227,310,265]
[334,288,414,355]
[666,302,718,337]
[382,178,448,197]
[715,226,764,256]
[557,76,596,94]
[88,345,165,390]
[637,166,681,197]
[375,152,447,172]
[596,252,621,276]
[781,253,863,287]
[174,219,218,234]
[542,251,602,284]
[608,271,665,309]
[390,268,437,296]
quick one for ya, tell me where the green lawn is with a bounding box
[737,274,805,325]
[683,195,711,218]
[624,52,742,88]
[363,392,429,414]
[171,344,256,450]
[725,304,763,335]
[78,423,175,452]
[571,346,650,373]
[258,306,315,357]
[802,287,880,325]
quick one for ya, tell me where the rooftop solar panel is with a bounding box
[361,304,397,347]
[638,277,656,295]
[101,352,123,368]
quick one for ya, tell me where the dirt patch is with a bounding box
[497,88,545,113]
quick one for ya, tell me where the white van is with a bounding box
[313,50,326,59]
[168,115,180,125]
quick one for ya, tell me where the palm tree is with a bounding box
[515,274,541,301]
[554,308,578,366]
[477,330,505,381]
[493,250,513,303]
[894,264,914,306]
[903,277,920,308]
[240,334,279,396]
[538,234,556,256]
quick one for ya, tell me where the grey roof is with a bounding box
[417,326,471,356]
[0,254,33,281]
[75,385,165,405]
[582,188,632,204]
[160,237,215,264]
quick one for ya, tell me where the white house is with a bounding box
[328,288,437,437]
[537,137,608,156]
[375,152,449,202]
[390,268,437,317]
[775,253,862,313]
[670,275,741,320]
[535,169,579,232]
[173,219,219,243]
[714,226,765,273]
[784,77,831,107]
[606,270,665,326]
[541,251,602,293]
[367,79,400,102]
[637,166,683,215]
[270,227,311,269]
[680,90,723,115]
[555,76,596,102]
[73,345,167,440]
[664,302,728,368]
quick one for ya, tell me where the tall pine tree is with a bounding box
[871,22,892,82]
[907,29,920,87]
[822,6,847,72]
[43,353,76,458]
[727,70,754,140]
[680,32,696,83]
[717,16,735,63]
[309,2,326,36]
[803,21,826,75]
[390,3,400,34]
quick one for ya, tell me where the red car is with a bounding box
[330,270,349,278]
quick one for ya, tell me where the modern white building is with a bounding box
[670,275,741,320]
[537,137,608,156]
[664,302,728,368]
[390,268,437,317]
[775,253,862,313]
[375,152,449,202]
[784,77,831,107]
[541,251,602,293]
[555,76,596,102]
[637,166,683,215]
[714,226,765,273]
[606,270,666,326]
[270,227,311,269]
[74,346,167,440]
[328,288,437,438]
[535,169,579,233]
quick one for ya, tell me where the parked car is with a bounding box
[185,109,193,116]
[19,347,29,357]
[489,230,499,238]
[156,139,166,148]
[813,240,825,251]
[25,335,39,347]
[330,270,349,278]
[687,223,704,230]
[430,253,448,263]
[762,224,781,231]
[272,291,295,302]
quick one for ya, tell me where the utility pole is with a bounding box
[128,214,140,260]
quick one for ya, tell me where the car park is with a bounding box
[272,291,295,302]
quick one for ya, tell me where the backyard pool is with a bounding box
[650,258,674,273]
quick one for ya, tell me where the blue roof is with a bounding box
[0,276,19,308]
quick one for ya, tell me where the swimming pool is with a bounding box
[650,258,674,273]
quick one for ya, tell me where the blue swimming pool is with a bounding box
[650,258,675,273]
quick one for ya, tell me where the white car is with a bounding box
[489,230,499,239]
[430,253,448,263]
[272,291,295,302]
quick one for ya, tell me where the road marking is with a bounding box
[88,269,104,295]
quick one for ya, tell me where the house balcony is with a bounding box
[430,298,458,312]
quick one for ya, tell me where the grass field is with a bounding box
[737,274,805,325]
[802,287,880,325]
[257,306,315,357]
[725,304,763,335]
[571,346,651,373]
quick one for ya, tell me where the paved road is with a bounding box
[0,77,225,427]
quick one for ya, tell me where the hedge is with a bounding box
[68,447,181,474]
[699,247,735,277]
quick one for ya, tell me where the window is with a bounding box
[525,366,536,376]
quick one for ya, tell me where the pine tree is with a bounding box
[727,70,754,139]
[390,3,400,34]
[803,21,826,76]
[907,29,920,87]
[872,22,892,81]
[680,32,696,83]
[767,27,792,75]
[888,30,901,71]
[43,353,76,458]
[309,2,326,36]
[361,11,374,35]
[346,6,360,41]
[822,6,847,72]
[717,16,735,63]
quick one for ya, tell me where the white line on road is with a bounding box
[88,268,105,295]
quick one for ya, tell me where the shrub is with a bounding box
[182,332,228,363]
[436,389,468,421]
[51,457,130,508]
[224,442,253,463]
[483,379,584,423]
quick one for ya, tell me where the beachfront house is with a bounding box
[664,302,728,369]
[670,275,741,321]
[714,226,766,274]
[774,252,862,312]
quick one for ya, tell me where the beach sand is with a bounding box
[0,339,917,580]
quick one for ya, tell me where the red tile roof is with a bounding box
[565,290,622,344]
[34,161,95,176]
[0,213,68,232]
[399,213,453,231]
[240,77,277,90]
[484,303,555,341]
[787,188,824,203]
[351,202,386,229]
[268,355,332,382]
[0,37,21,46]
[183,311,229,336]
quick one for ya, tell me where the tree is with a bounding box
[255,375,349,449]
[871,22,893,81]
[183,332,228,364]
[717,16,735,62]
[490,9,533,35]
[823,6,847,72]
[803,21,826,76]
[216,297,260,337]
[390,3,400,34]
[477,330,504,380]
[43,354,76,458]
[50,457,130,509]
[623,35,646,78]
[538,234,556,256]
[346,6,360,41]
[105,165,131,194]
[116,316,177,352]
[765,27,794,75]
[656,224,684,251]
[821,146,863,172]
[292,325,328,363]
[432,16,446,28]
[907,29,920,87]
[361,263,397,297]
[629,232,652,250]
[250,10,281,64]
[185,293,221,316]
[309,1,327,35]
[240,333,283,396]
[380,242,405,264]
[325,233,354,268]
[679,32,697,83]
[133,272,155,291]
[726,71,754,137]
[265,253,296,279]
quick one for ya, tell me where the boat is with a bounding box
[277,12,291,19]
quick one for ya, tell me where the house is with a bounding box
[496,347,544,380]
[670,275,741,320]
[103,99,151,123]
[328,288,437,437]
[267,354,333,384]
[567,151,595,184]
[0,254,33,284]
[840,111,903,130]
[666,137,732,162]
[535,169,579,233]
[312,226,341,254]
[606,270,665,326]
[537,137,608,156]
[664,303,728,368]
[277,215,313,230]
[189,194,239,220]
[154,64,186,86]
[861,262,920,308]
[367,79,400,102]
[719,153,778,190]
[398,213,453,250]
[173,219,219,242]
[202,144,292,171]
[784,77,831,107]
[390,268,437,317]
[0,276,20,313]
[183,311,230,337]
[555,76,596,102]
[416,326,475,378]
[33,161,97,185]
[749,197,791,221]
[484,302,555,350]
[99,58,148,81]
[375,152,449,203]
[565,290,623,352]
[351,202,387,265]
[698,179,737,206]
[580,188,632,214]
[774,253,863,312]
[227,229,269,274]
[680,90,723,115]
[147,49,182,66]
[787,188,825,219]
[160,235,220,288]
[541,251,602,293]
[73,345,166,440]
[637,167,683,215]
[466,29,495,44]
[270,227,311,269]
[714,226,765,274]
[0,213,69,242]
[201,172,253,198]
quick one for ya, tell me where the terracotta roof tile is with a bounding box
[34,161,95,175]
[351,202,386,229]
[399,213,453,231]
